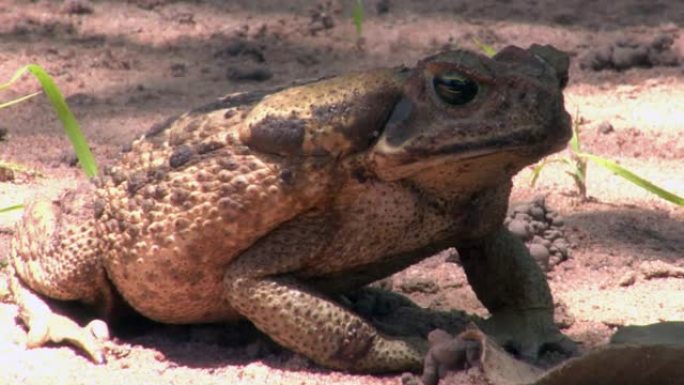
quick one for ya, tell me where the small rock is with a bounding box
[598,121,614,134]
[531,235,551,248]
[618,271,637,287]
[554,300,575,328]
[308,2,337,35]
[65,92,99,106]
[401,372,420,385]
[0,127,7,141]
[543,229,562,241]
[226,66,272,82]
[62,0,94,15]
[398,277,439,294]
[60,151,79,167]
[529,243,550,270]
[552,238,569,251]
[549,254,563,267]
[514,212,532,222]
[529,220,548,233]
[170,63,187,77]
[551,216,565,227]
[507,219,531,241]
[444,248,460,264]
[640,260,684,279]
[529,205,545,220]
[214,39,265,62]
[377,0,391,14]
[282,353,312,370]
[512,203,532,215]
[0,167,14,182]
[172,12,195,25]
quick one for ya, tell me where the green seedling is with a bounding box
[1,64,97,177]
[352,0,364,39]
[1,64,97,213]
[531,112,684,206]
[0,161,43,178]
[0,204,23,214]
[472,38,497,58]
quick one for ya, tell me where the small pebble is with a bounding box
[529,206,546,220]
[530,220,547,233]
[226,66,273,82]
[618,271,637,287]
[512,203,532,214]
[62,0,94,14]
[598,121,614,134]
[531,235,551,248]
[532,195,546,206]
[507,199,571,270]
[529,243,551,270]
[551,216,565,226]
[401,372,421,385]
[507,219,531,240]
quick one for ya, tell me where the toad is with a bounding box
[10,44,573,373]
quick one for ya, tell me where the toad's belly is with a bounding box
[104,244,241,324]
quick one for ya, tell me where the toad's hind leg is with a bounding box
[10,198,113,363]
[222,218,426,373]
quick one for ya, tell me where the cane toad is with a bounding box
[10,45,573,373]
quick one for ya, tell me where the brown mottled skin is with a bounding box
[10,45,574,373]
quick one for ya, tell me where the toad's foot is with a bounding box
[478,309,577,361]
[10,266,109,364]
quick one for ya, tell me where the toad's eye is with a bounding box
[433,73,478,106]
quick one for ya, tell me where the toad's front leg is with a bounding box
[458,226,577,360]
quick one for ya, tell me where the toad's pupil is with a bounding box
[433,74,478,105]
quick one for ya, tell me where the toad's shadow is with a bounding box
[113,287,471,370]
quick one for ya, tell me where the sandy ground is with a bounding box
[0,1,682,384]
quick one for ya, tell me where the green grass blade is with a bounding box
[569,109,582,153]
[577,152,684,206]
[530,158,571,186]
[352,0,364,37]
[472,38,497,57]
[569,122,580,153]
[0,65,34,92]
[0,91,42,109]
[1,64,98,178]
[0,204,24,214]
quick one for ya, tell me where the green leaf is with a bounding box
[529,157,571,186]
[0,91,42,109]
[352,0,364,37]
[472,38,497,57]
[0,161,42,177]
[569,108,582,153]
[569,121,581,153]
[1,64,98,178]
[0,204,23,214]
[577,152,684,206]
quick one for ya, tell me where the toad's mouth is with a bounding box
[369,126,570,182]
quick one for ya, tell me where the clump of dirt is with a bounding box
[580,34,682,71]
[504,196,572,271]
